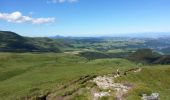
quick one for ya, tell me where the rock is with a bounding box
[93,75,132,100]
[94,92,110,98]
[134,68,142,73]
[141,93,160,100]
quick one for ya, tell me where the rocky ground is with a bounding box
[92,68,142,100]
[92,75,132,100]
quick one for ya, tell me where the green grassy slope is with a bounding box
[115,66,170,100]
[0,31,38,52]
[0,53,135,100]
[0,31,72,52]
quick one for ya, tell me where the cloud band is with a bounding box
[0,11,55,24]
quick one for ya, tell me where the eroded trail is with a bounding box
[29,68,141,100]
[93,75,132,100]
[92,68,142,100]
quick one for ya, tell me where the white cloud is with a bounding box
[0,11,55,24]
[32,18,55,24]
[47,0,78,3]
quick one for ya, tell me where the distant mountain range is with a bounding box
[113,32,170,38]
[51,32,170,39]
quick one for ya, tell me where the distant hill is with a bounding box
[0,31,38,52]
[128,48,170,64]
[101,32,170,38]
[0,31,72,52]
[127,49,161,63]
[160,47,170,54]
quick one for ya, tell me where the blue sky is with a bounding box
[0,0,170,37]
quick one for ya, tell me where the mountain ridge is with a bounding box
[0,31,71,52]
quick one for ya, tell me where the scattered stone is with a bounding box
[93,76,113,89]
[94,92,110,100]
[93,75,132,100]
[141,93,160,100]
[134,68,142,73]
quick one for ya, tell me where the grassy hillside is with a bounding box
[0,53,169,100]
[128,49,170,64]
[0,52,135,100]
[0,31,38,52]
[0,31,72,52]
[115,66,170,100]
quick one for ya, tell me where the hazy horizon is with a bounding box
[2,30,170,38]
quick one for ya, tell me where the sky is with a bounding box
[0,0,170,37]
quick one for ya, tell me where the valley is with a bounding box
[0,31,170,100]
[1,0,170,99]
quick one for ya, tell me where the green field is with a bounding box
[0,52,169,100]
[0,53,134,99]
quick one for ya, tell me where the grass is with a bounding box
[0,52,135,100]
[0,52,169,100]
[115,66,170,100]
